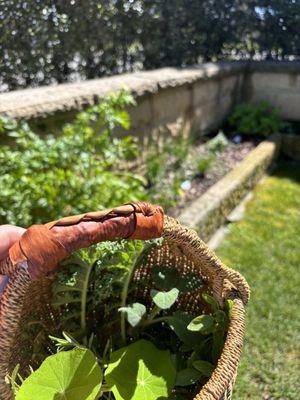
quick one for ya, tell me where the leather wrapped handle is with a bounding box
[6,202,164,280]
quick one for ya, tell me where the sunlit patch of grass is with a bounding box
[217,161,300,399]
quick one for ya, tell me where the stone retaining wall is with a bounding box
[0,62,299,140]
[245,62,300,121]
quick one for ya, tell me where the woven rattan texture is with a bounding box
[0,216,249,400]
[0,268,57,400]
[162,216,249,399]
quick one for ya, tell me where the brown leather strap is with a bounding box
[8,202,164,279]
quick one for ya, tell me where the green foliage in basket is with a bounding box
[105,339,176,400]
[53,240,145,345]
[9,240,232,400]
[228,101,289,137]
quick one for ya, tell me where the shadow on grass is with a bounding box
[271,158,300,183]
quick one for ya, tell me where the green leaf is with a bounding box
[214,310,229,331]
[226,299,234,319]
[16,348,102,400]
[6,363,22,396]
[49,331,83,352]
[179,343,195,353]
[105,339,176,400]
[151,288,179,309]
[192,360,214,377]
[151,266,180,290]
[175,368,202,386]
[187,314,215,334]
[168,311,203,347]
[202,293,219,312]
[186,340,211,367]
[119,302,146,327]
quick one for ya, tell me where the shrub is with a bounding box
[196,154,215,176]
[207,131,229,153]
[228,101,289,137]
[0,89,146,226]
[0,90,198,226]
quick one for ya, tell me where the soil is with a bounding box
[170,140,255,217]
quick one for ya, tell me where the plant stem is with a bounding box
[101,385,112,392]
[72,253,94,346]
[147,305,161,322]
[142,315,172,328]
[96,385,112,399]
[80,260,93,345]
[120,249,139,345]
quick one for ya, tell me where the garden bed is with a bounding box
[178,134,281,241]
[171,140,255,217]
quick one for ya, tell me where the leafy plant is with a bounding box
[53,239,145,347]
[15,348,103,400]
[207,131,229,153]
[12,239,232,400]
[118,303,146,327]
[0,89,145,227]
[228,101,289,137]
[195,154,215,176]
[105,339,176,400]
[151,287,179,309]
[0,90,205,226]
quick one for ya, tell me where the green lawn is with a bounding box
[217,161,300,399]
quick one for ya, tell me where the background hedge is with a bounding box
[1,0,300,91]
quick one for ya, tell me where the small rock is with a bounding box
[181,180,192,191]
[232,135,242,144]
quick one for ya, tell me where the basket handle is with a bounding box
[5,202,164,280]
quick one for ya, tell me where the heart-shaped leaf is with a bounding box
[151,288,179,309]
[187,314,215,334]
[16,348,102,400]
[105,339,176,400]
[119,302,146,327]
[192,360,214,377]
[151,266,180,290]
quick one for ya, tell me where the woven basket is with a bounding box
[0,202,249,400]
